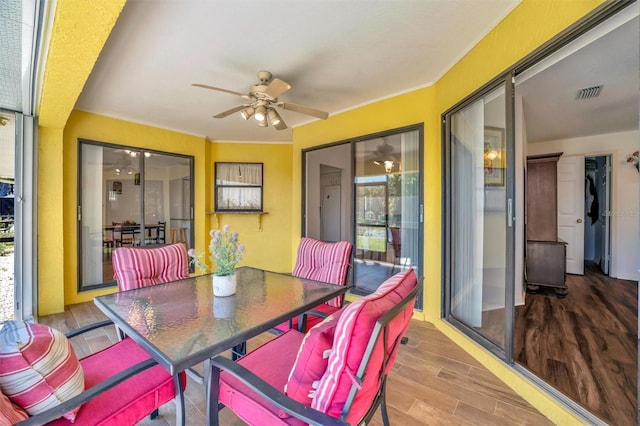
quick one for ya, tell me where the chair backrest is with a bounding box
[388,227,401,257]
[157,221,166,244]
[292,237,353,308]
[112,243,189,291]
[312,268,418,424]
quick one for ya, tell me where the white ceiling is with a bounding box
[75,0,523,143]
[517,11,638,143]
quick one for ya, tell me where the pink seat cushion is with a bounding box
[292,238,352,308]
[218,330,307,426]
[47,338,185,425]
[0,321,84,422]
[112,243,189,291]
[0,391,28,424]
[312,269,417,424]
[284,309,344,409]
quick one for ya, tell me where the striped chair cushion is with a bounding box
[283,309,344,412]
[112,243,189,291]
[0,391,28,424]
[292,238,352,308]
[312,269,417,424]
[0,321,84,422]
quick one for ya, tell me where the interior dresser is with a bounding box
[525,152,568,297]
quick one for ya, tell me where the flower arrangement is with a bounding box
[626,151,639,172]
[188,224,245,276]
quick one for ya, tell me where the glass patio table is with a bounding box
[93,266,349,424]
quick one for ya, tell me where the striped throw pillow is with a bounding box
[284,308,344,412]
[0,321,84,422]
[312,269,417,424]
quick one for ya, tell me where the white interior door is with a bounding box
[320,185,341,242]
[557,155,585,275]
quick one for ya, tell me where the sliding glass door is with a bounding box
[445,82,515,353]
[353,131,421,297]
[78,140,193,291]
[303,125,423,308]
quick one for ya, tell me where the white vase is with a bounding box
[212,273,237,297]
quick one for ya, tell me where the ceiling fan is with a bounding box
[192,70,329,130]
[367,138,398,174]
[104,153,138,175]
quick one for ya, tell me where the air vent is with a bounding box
[576,85,603,100]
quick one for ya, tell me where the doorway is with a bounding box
[320,165,342,242]
[515,8,638,424]
[0,110,15,322]
[303,125,424,307]
[443,3,638,424]
[584,155,611,275]
[77,140,194,291]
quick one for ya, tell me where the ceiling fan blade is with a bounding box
[263,78,291,99]
[213,104,248,118]
[273,118,288,130]
[192,83,251,100]
[277,102,328,120]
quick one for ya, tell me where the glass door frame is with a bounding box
[77,139,194,292]
[301,123,424,309]
[442,74,516,361]
[442,3,634,422]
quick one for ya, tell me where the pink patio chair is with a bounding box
[2,319,186,426]
[110,243,206,383]
[112,242,189,291]
[208,268,419,426]
[274,237,353,334]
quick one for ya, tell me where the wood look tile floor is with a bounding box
[514,263,638,426]
[39,303,553,426]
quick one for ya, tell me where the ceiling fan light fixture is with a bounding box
[254,106,267,121]
[374,159,395,174]
[267,108,282,126]
[484,142,500,161]
[240,106,255,120]
[257,117,268,127]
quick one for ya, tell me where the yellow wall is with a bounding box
[293,0,605,424]
[38,109,294,313]
[208,142,293,273]
[36,0,608,422]
[37,0,127,314]
[293,88,435,323]
[44,110,206,310]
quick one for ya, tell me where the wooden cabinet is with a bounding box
[525,152,567,296]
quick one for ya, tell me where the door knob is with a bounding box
[577,218,583,223]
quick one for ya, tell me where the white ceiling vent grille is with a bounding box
[576,85,603,100]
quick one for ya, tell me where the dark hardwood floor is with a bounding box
[39,302,553,425]
[515,262,638,425]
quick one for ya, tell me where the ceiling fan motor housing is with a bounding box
[249,84,273,100]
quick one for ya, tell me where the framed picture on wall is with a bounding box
[215,162,264,212]
[484,126,505,186]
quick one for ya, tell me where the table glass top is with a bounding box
[94,266,345,372]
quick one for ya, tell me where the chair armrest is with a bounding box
[16,358,157,426]
[64,319,114,338]
[210,356,348,426]
[297,309,328,332]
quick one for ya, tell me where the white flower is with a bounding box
[188,225,244,276]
